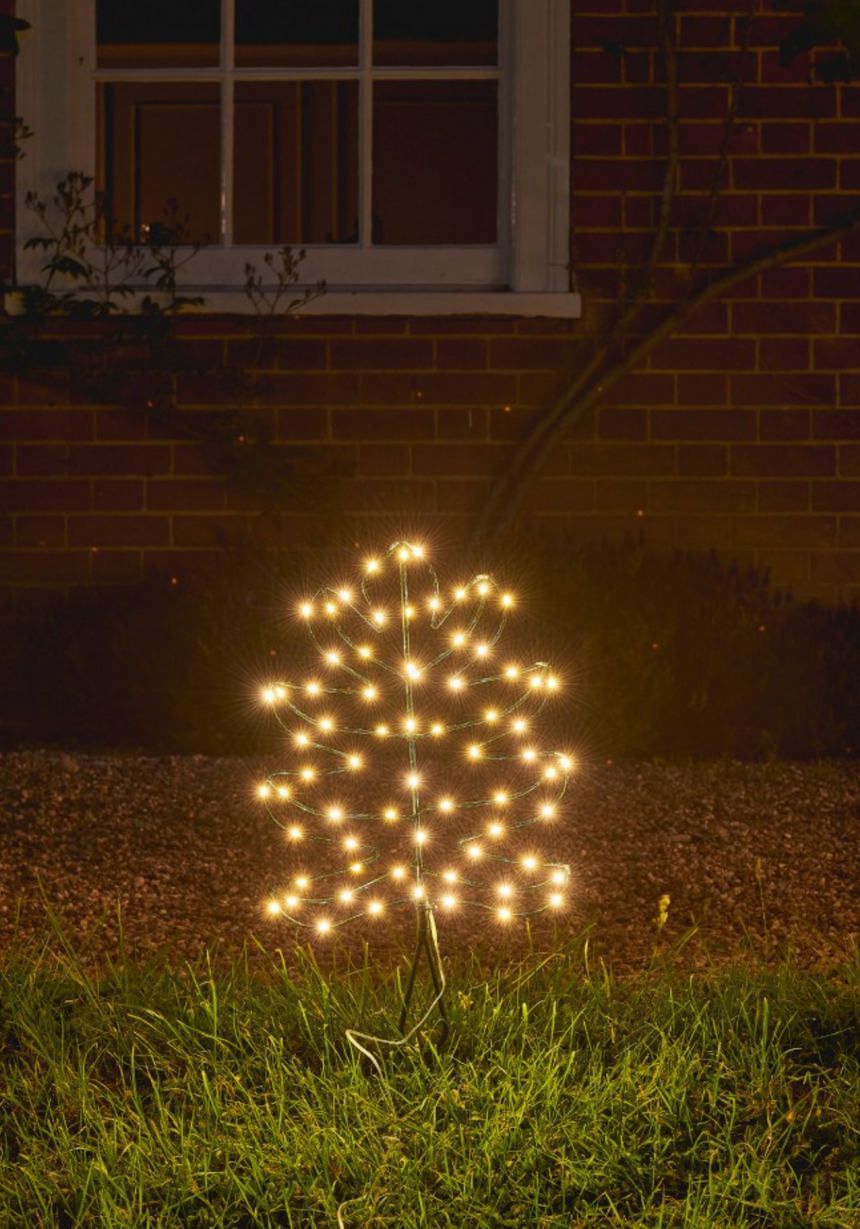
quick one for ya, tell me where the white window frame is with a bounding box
[16,0,580,316]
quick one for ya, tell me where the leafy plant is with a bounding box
[778,0,860,82]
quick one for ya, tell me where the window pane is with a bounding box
[236,1,359,68]
[96,0,220,68]
[233,82,359,245]
[373,0,497,66]
[98,84,221,244]
[373,81,496,244]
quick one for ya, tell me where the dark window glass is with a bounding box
[373,0,497,66]
[236,0,359,67]
[372,81,497,244]
[96,0,220,67]
[233,82,359,244]
[99,84,221,243]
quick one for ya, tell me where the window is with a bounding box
[16,0,579,315]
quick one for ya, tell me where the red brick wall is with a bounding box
[2,1,860,611]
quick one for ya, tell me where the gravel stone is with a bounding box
[1,753,858,974]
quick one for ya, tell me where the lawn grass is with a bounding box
[1,923,859,1228]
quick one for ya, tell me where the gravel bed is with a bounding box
[1,752,859,976]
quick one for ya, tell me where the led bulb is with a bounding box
[367,900,383,916]
[412,885,425,900]
[327,807,343,822]
[365,558,380,574]
[441,895,457,909]
[559,755,574,771]
[438,798,455,814]
[475,644,489,658]
[485,709,499,723]
[501,594,514,608]
[324,602,337,616]
[316,919,332,934]
[344,837,359,851]
[390,866,406,880]
[347,755,362,770]
[274,686,286,700]
[512,720,527,733]
[299,602,313,618]
[375,724,390,737]
[497,907,512,922]
[497,883,513,899]
[326,651,340,666]
[295,733,309,747]
[262,688,276,704]
[338,589,352,602]
[287,825,303,840]
[466,844,482,860]
[301,768,315,781]
[494,791,508,805]
[411,545,424,558]
[477,582,489,596]
[358,645,373,659]
[549,893,564,908]
[522,856,538,871]
[522,748,537,763]
[547,676,559,690]
[349,862,363,874]
[319,718,333,732]
[340,890,354,905]
[266,900,281,915]
[452,632,467,647]
[454,588,467,601]
[468,744,482,760]
[448,676,464,691]
[544,766,557,781]
[406,773,420,788]
[257,784,271,800]
[442,870,458,883]
[551,869,567,885]
[428,597,441,612]
[431,722,445,736]
[277,786,289,800]
[398,547,410,561]
[540,804,555,818]
[363,686,378,701]
[296,876,309,889]
[414,829,427,846]
[383,807,399,822]
[404,718,417,733]
[405,662,422,679]
[285,894,299,909]
[488,822,504,837]
[372,610,386,626]
[506,666,519,679]
[305,682,320,696]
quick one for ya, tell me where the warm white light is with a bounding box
[551,870,566,884]
[497,907,512,922]
[348,755,362,769]
[441,894,457,909]
[442,869,458,883]
[475,643,489,658]
[344,837,359,851]
[326,651,340,666]
[522,748,537,763]
[305,682,320,696]
[316,919,332,934]
[488,822,504,837]
[512,719,526,733]
[522,856,538,871]
[327,807,343,821]
[549,893,564,908]
[404,718,418,733]
[383,807,399,821]
[431,723,444,736]
[277,786,289,800]
[257,784,271,800]
[540,804,555,818]
[363,686,378,701]
[339,889,354,904]
[358,645,373,659]
[466,844,482,859]
[301,768,315,781]
[372,610,386,625]
[296,876,309,889]
[365,558,380,574]
[295,733,309,747]
[452,632,467,647]
[501,593,514,608]
[494,791,508,805]
[485,709,499,723]
[411,545,424,558]
[468,744,482,760]
[391,866,406,880]
[448,676,464,691]
[543,767,557,781]
[405,605,415,620]
[412,884,425,900]
[338,589,352,602]
[262,688,276,704]
[559,755,574,771]
[375,724,390,737]
[406,773,420,788]
[438,798,455,814]
[454,588,467,601]
[288,825,303,840]
[398,547,410,561]
[368,900,384,916]
[275,686,286,699]
[497,883,513,899]
[506,666,519,678]
[477,582,489,596]
[319,718,333,732]
[349,862,363,874]
[547,676,559,690]
[324,602,337,616]
[285,894,299,909]
[530,675,543,690]
[266,900,281,915]
[414,829,427,846]
[405,661,422,679]
[299,602,313,618]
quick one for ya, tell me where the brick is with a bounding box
[0,479,91,512]
[270,374,357,407]
[814,122,860,154]
[598,408,648,440]
[839,517,860,546]
[355,443,411,478]
[172,515,251,547]
[813,268,860,299]
[488,338,574,370]
[16,445,70,476]
[329,339,433,371]
[756,550,812,585]
[436,408,489,440]
[759,410,810,441]
[244,339,327,371]
[93,479,145,511]
[650,479,755,513]
[758,339,810,372]
[95,409,149,441]
[677,514,733,549]
[813,339,860,370]
[732,444,835,477]
[602,373,674,406]
[572,195,623,227]
[570,158,665,191]
[276,407,331,441]
[411,374,517,407]
[69,515,170,548]
[331,407,436,441]
[811,481,860,512]
[570,51,622,86]
[527,480,596,513]
[16,377,70,407]
[92,552,144,584]
[435,479,492,515]
[436,339,488,371]
[574,85,667,120]
[358,374,430,406]
[411,444,501,478]
[842,445,860,476]
[760,194,812,227]
[758,268,810,299]
[678,445,727,476]
[572,123,623,158]
[568,442,675,477]
[67,444,172,477]
[840,162,860,191]
[344,479,435,514]
[733,301,836,335]
[15,516,66,548]
[147,479,226,511]
[760,123,811,155]
[0,408,93,441]
[813,410,860,438]
[595,479,648,512]
[675,374,728,407]
[738,87,836,119]
[810,551,860,584]
[734,157,835,191]
[0,445,11,475]
[730,374,834,407]
[489,406,543,442]
[652,409,756,440]
[0,550,91,584]
[757,481,810,512]
[732,516,836,548]
[650,338,754,371]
